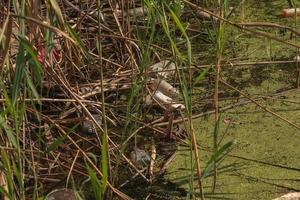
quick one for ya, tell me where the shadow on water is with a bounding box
[122,175,187,200]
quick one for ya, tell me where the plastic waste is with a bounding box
[45,188,76,200]
[130,148,151,169]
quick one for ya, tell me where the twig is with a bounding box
[238,22,300,37]
[183,0,300,48]
[220,79,300,130]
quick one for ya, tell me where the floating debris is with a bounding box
[294,55,300,62]
[145,78,184,111]
[126,7,147,17]
[197,10,219,21]
[282,8,300,18]
[150,78,179,98]
[45,189,76,200]
[152,90,185,111]
[130,148,151,169]
[149,60,176,79]
[82,114,102,134]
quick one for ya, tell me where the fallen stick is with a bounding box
[220,79,300,130]
[153,87,298,127]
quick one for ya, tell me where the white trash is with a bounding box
[152,90,185,110]
[273,192,300,200]
[148,60,176,79]
[130,148,151,169]
[45,188,76,200]
[150,78,179,98]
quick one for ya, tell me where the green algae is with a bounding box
[168,92,299,198]
[165,75,300,200]
[126,1,300,199]
[164,0,300,198]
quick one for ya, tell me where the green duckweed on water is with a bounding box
[166,89,299,199]
[161,0,300,198]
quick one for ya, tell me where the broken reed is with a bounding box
[0,0,299,200]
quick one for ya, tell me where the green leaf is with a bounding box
[11,45,25,104]
[46,136,65,153]
[18,36,43,86]
[86,165,102,200]
[213,115,222,141]
[0,149,15,199]
[101,133,108,196]
[0,185,12,200]
[159,9,181,57]
[193,66,211,86]
[46,124,79,153]
[169,9,191,65]
[0,115,18,148]
[65,23,88,52]
[25,71,41,104]
[202,140,236,179]
[86,152,98,164]
[169,9,186,37]
[0,85,13,115]
[48,0,65,27]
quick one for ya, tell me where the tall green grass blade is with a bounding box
[48,0,65,27]
[46,124,79,153]
[18,36,43,85]
[287,0,295,7]
[0,149,15,199]
[213,116,222,142]
[101,136,108,197]
[169,8,194,115]
[12,161,24,194]
[86,165,102,200]
[46,136,65,153]
[159,8,181,57]
[0,186,12,200]
[25,71,41,104]
[169,9,191,65]
[193,66,211,86]
[11,45,25,105]
[202,140,236,179]
[0,115,18,148]
[11,36,43,104]
[65,24,88,53]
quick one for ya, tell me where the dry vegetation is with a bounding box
[0,0,299,199]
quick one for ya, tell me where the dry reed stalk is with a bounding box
[1,0,299,199]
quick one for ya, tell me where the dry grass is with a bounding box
[0,0,299,199]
